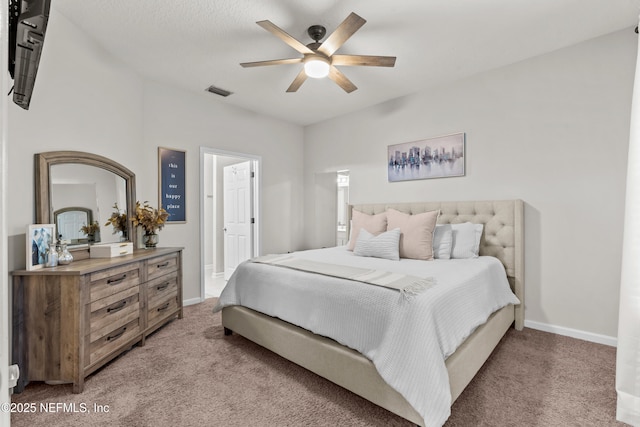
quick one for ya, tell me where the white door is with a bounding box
[223,161,253,280]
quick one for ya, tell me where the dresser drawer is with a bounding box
[146,253,179,281]
[146,271,178,302]
[13,248,183,394]
[88,286,140,342]
[88,318,141,366]
[147,291,178,328]
[90,263,141,302]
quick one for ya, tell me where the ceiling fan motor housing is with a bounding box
[307,25,326,42]
[306,25,326,51]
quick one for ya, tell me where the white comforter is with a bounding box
[214,246,520,427]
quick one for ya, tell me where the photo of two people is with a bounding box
[28,224,55,270]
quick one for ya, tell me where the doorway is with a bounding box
[200,147,261,300]
[336,170,349,245]
[312,170,350,248]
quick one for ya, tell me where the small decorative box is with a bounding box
[90,242,134,258]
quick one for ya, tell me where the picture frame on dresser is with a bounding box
[26,224,56,270]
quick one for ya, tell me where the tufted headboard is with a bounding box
[348,200,524,330]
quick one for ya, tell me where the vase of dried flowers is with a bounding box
[104,203,129,241]
[80,221,100,244]
[132,201,169,248]
[143,233,159,248]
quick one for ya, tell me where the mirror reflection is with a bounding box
[50,163,127,246]
[53,207,94,244]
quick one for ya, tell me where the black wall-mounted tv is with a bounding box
[8,0,51,110]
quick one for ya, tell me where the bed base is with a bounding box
[221,199,524,425]
[222,303,515,426]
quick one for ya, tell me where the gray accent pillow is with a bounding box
[353,228,401,261]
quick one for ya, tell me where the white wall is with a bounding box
[1,0,12,421]
[7,7,306,306]
[7,8,144,269]
[303,29,636,340]
[7,3,633,341]
[141,82,304,301]
[203,153,214,270]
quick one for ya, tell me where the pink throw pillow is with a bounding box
[347,210,387,251]
[386,209,439,260]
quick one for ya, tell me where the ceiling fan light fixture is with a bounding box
[242,13,395,92]
[304,56,330,79]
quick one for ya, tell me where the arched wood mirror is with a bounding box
[35,151,137,258]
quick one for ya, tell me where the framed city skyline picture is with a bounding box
[388,132,465,182]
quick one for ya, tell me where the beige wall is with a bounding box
[303,29,636,340]
[7,8,305,303]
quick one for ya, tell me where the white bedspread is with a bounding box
[214,246,520,427]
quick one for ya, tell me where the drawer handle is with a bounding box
[107,327,127,342]
[157,302,170,312]
[156,282,170,291]
[107,301,127,313]
[157,261,170,268]
[107,274,127,285]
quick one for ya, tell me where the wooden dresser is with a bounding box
[12,247,183,393]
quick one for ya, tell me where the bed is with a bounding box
[216,200,524,426]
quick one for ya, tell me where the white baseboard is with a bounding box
[524,320,617,347]
[206,265,224,279]
[183,297,203,307]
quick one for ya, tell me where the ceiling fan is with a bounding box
[240,12,396,93]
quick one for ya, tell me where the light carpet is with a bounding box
[11,298,623,426]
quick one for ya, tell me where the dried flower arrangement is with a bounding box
[132,201,169,235]
[79,221,100,236]
[104,203,128,234]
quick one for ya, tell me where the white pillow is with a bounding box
[450,223,483,259]
[433,224,453,259]
[353,228,401,261]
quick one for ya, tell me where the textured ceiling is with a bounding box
[53,0,640,126]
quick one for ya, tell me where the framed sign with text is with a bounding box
[158,147,186,223]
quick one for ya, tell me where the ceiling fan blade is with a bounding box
[317,12,366,57]
[240,58,302,68]
[257,20,315,54]
[328,66,357,93]
[331,55,396,67]
[286,69,308,92]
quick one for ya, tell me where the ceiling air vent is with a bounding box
[205,85,232,97]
